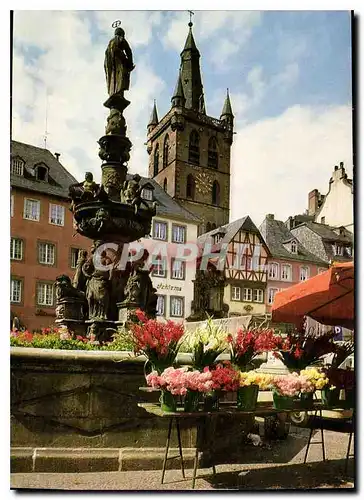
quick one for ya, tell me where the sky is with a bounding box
[11,9,353,228]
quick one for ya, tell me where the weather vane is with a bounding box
[188,10,194,27]
[112,20,121,29]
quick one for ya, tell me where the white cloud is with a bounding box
[230,104,353,227]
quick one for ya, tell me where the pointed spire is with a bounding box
[148,100,158,129]
[171,72,186,108]
[220,89,234,118]
[183,24,199,53]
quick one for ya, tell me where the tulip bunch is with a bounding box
[239,371,274,390]
[146,366,215,395]
[299,367,329,392]
[271,372,302,397]
[207,362,240,392]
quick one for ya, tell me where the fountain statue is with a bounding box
[55,23,157,342]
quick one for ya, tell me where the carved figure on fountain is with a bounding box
[82,257,111,322]
[105,108,126,136]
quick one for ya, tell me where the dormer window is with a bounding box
[35,164,49,182]
[333,244,344,256]
[291,240,297,254]
[11,157,24,176]
[142,188,153,201]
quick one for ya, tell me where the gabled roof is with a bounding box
[11,140,78,199]
[197,216,269,253]
[126,174,201,224]
[259,216,327,265]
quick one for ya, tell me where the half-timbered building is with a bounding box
[191,216,270,318]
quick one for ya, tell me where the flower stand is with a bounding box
[272,392,296,410]
[237,385,259,411]
[321,388,340,407]
[160,390,177,412]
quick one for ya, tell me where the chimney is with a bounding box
[54,152,60,161]
[308,189,320,216]
[266,214,274,220]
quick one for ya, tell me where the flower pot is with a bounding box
[159,390,177,412]
[321,388,340,407]
[343,388,354,409]
[237,385,259,411]
[273,392,296,410]
[203,391,220,412]
[184,390,200,412]
[300,392,314,409]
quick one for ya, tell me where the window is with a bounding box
[213,234,222,245]
[153,144,159,176]
[10,238,23,260]
[171,259,185,280]
[156,295,166,316]
[268,288,279,305]
[163,178,167,192]
[172,224,186,244]
[206,222,212,232]
[38,242,55,265]
[49,204,65,226]
[152,257,167,278]
[268,262,279,279]
[300,266,309,281]
[71,248,81,269]
[163,134,169,169]
[291,240,297,253]
[333,244,344,256]
[170,296,184,317]
[153,221,167,241]
[186,174,195,200]
[37,282,54,306]
[243,288,252,302]
[253,289,264,303]
[142,188,153,201]
[24,198,40,221]
[11,279,22,303]
[346,246,352,257]
[231,286,241,301]
[208,137,218,169]
[281,264,292,281]
[188,130,200,165]
[11,195,14,217]
[36,165,48,182]
[11,157,24,176]
[321,216,325,224]
[212,181,220,206]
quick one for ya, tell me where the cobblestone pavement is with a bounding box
[10,423,355,491]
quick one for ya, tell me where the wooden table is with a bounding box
[138,400,353,489]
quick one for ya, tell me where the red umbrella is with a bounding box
[271,262,354,329]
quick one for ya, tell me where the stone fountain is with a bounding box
[54,25,157,342]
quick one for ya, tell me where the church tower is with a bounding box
[146,21,234,235]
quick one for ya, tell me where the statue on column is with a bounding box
[104,27,135,98]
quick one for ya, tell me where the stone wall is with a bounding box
[11,347,254,473]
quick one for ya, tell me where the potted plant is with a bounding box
[203,362,240,411]
[299,367,329,408]
[271,373,302,409]
[237,372,274,411]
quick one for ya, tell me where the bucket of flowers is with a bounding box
[202,361,240,411]
[145,366,215,412]
[182,316,229,372]
[298,367,329,408]
[129,309,185,375]
[271,373,302,410]
[237,372,274,411]
[275,327,337,372]
[227,327,282,371]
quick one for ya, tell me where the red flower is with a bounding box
[135,309,148,324]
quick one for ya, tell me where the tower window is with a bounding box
[163,178,167,192]
[163,134,169,169]
[186,174,195,200]
[208,137,218,169]
[212,181,220,206]
[153,144,159,176]
[188,130,200,165]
